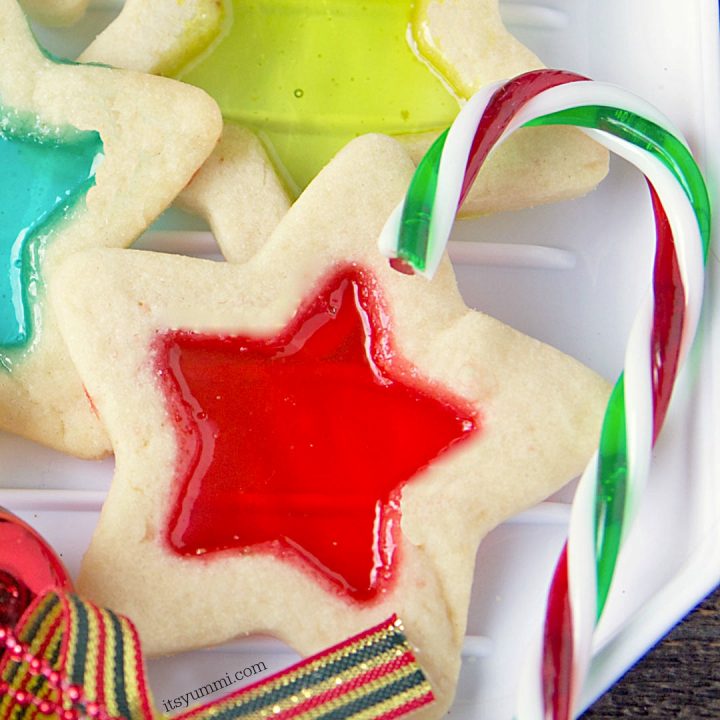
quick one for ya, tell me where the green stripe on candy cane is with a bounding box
[594,374,627,618]
[391,128,448,273]
[524,106,711,259]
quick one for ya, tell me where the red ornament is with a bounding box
[0,507,73,632]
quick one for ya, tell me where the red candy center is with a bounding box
[155,266,478,601]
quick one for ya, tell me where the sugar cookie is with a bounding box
[18,0,88,26]
[52,135,608,714]
[178,122,291,263]
[0,0,222,457]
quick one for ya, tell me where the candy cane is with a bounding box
[379,69,711,720]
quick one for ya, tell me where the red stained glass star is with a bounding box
[154,265,478,602]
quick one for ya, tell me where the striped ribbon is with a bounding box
[379,69,711,719]
[0,591,433,720]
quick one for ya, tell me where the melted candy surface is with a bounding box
[174,0,461,194]
[155,267,478,601]
[0,109,102,355]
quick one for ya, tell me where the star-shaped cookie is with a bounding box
[52,134,608,716]
[0,0,222,457]
[178,123,291,263]
[78,0,608,245]
[18,0,88,26]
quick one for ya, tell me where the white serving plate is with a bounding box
[1,1,719,717]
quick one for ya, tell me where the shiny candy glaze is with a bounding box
[154,266,478,601]
[172,0,461,194]
[0,107,102,360]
